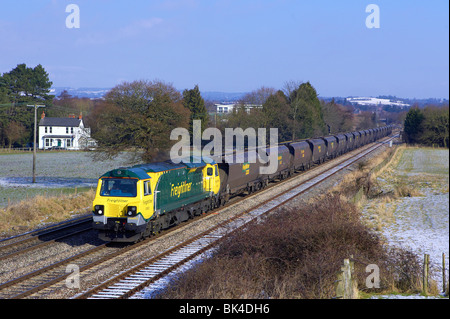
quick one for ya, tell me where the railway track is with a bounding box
[0,216,92,263]
[0,135,396,299]
[76,135,397,299]
[0,213,92,248]
[0,205,234,299]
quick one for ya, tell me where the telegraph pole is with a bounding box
[28,104,46,183]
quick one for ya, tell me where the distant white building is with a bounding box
[346,97,410,108]
[38,112,96,150]
[216,103,262,114]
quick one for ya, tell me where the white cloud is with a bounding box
[75,17,164,46]
[118,18,164,38]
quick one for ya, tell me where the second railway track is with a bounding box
[77,135,397,299]
[0,135,397,299]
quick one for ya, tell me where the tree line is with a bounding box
[88,79,388,162]
[0,64,53,148]
[222,82,356,143]
[404,105,449,148]
[2,63,416,160]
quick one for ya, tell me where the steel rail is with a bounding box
[0,227,92,263]
[0,215,92,250]
[2,135,395,299]
[77,135,397,299]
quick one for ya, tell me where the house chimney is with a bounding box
[78,112,83,119]
[41,111,45,119]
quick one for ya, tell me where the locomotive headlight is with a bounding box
[127,206,137,217]
[94,205,104,215]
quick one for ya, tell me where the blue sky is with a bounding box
[0,0,448,98]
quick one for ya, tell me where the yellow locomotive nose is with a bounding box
[106,202,126,217]
[92,157,221,242]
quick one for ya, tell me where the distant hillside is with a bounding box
[322,96,448,109]
[200,91,247,102]
[52,87,248,102]
[52,88,448,106]
[52,87,110,99]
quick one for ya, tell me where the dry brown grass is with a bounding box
[394,184,423,198]
[360,146,436,231]
[327,147,396,208]
[0,189,95,236]
[155,146,424,299]
[158,195,422,299]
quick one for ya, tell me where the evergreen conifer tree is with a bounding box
[182,85,208,137]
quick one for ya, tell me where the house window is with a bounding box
[71,127,74,134]
[45,127,48,133]
[66,127,69,134]
[67,139,72,148]
[45,139,50,147]
[49,127,52,133]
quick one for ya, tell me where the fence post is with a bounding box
[446,279,449,297]
[423,254,429,295]
[336,264,345,298]
[349,257,359,299]
[443,253,446,294]
[335,258,359,299]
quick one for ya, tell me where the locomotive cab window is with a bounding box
[215,166,219,176]
[207,167,213,176]
[100,178,137,197]
[143,181,151,196]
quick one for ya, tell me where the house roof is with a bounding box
[41,135,74,139]
[39,117,82,127]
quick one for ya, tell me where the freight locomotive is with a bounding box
[92,125,393,242]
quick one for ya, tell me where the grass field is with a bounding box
[0,151,142,236]
[151,147,427,299]
[362,147,449,293]
[0,151,140,207]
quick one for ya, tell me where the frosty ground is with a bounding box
[362,147,449,297]
[0,152,138,207]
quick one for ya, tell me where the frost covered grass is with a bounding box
[362,146,449,296]
[156,195,423,299]
[0,188,95,236]
[0,151,139,207]
[0,151,140,236]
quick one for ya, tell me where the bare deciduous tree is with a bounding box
[5,121,27,148]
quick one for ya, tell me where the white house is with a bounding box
[216,103,262,114]
[38,111,96,150]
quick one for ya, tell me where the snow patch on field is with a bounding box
[0,152,139,207]
[364,148,449,296]
[0,176,97,189]
[382,190,449,277]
